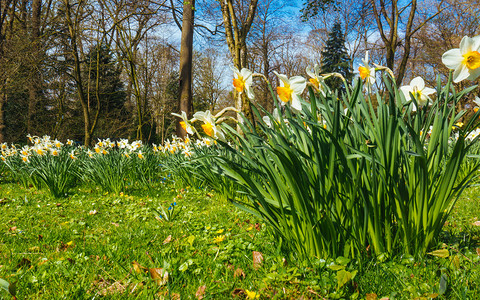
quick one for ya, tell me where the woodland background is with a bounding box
[0,0,479,145]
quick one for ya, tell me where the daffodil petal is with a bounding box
[240,68,253,81]
[474,96,480,107]
[473,35,480,51]
[245,85,255,100]
[291,94,302,111]
[306,66,315,78]
[466,66,480,81]
[460,36,474,55]
[442,49,462,69]
[410,77,425,90]
[230,66,242,78]
[453,64,470,83]
[399,86,413,99]
[422,87,436,96]
[274,71,289,86]
[290,76,307,93]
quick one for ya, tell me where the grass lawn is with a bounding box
[1,179,480,299]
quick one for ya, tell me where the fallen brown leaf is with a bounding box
[149,268,169,286]
[195,285,206,299]
[231,288,245,298]
[163,235,172,244]
[234,268,245,279]
[111,222,119,227]
[366,293,377,300]
[253,251,263,270]
[132,261,147,274]
[476,248,480,256]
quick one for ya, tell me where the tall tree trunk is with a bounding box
[27,0,42,134]
[176,0,195,139]
[220,0,258,126]
[64,0,92,146]
[0,0,14,142]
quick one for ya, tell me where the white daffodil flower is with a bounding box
[273,71,306,112]
[399,77,436,111]
[473,96,480,113]
[171,111,194,135]
[231,67,255,100]
[193,110,225,141]
[358,51,376,86]
[306,64,326,96]
[442,35,480,83]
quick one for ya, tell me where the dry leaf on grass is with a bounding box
[195,285,206,299]
[231,288,245,298]
[234,268,245,279]
[149,268,169,286]
[163,235,172,244]
[366,293,377,300]
[252,251,263,270]
[132,261,147,274]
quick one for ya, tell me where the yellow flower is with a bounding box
[172,111,194,135]
[231,67,255,100]
[306,64,327,96]
[213,235,225,243]
[274,71,306,111]
[194,110,225,141]
[202,123,214,137]
[358,51,376,85]
[245,290,259,299]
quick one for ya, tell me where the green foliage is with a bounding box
[81,149,133,194]
[27,148,80,198]
[2,147,79,198]
[0,180,479,298]
[208,75,480,262]
[300,0,339,21]
[320,22,353,91]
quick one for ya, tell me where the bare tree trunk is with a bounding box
[27,0,42,134]
[220,0,258,127]
[176,0,195,139]
[0,88,6,142]
[64,0,92,146]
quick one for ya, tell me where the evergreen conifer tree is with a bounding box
[320,22,353,92]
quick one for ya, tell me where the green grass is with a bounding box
[0,178,479,299]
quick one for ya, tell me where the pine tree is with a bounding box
[320,22,353,92]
